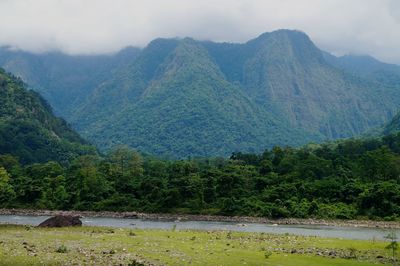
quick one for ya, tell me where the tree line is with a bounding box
[1,133,400,220]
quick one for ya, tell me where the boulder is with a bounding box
[38,215,82,227]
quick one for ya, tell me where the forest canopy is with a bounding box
[1,133,400,220]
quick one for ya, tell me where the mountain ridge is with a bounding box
[1,30,400,157]
[0,68,96,163]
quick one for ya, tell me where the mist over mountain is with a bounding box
[0,47,141,117]
[1,30,400,157]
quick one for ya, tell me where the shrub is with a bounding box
[55,245,68,253]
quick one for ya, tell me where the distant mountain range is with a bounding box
[0,68,95,164]
[1,29,400,157]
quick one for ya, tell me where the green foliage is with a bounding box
[0,167,16,205]
[264,251,273,259]
[76,38,315,158]
[0,68,96,164]
[2,133,400,220]
[3,31,400,158]
[55,245,68,253]
[384,112,400,135]
[347,247,358,259]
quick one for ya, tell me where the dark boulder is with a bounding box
[38,215,82,227]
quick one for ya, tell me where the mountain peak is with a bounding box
[2,31,400,158]
[244,29,324,71]
[250,29,310,43]
[148,37,223,87]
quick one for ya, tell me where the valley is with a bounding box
[1,26,400,266]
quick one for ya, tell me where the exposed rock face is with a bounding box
[38,215,82,227]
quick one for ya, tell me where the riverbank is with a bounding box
[1,208,399,229]
[0,224,394,265]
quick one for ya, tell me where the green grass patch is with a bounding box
[0,225,396,265]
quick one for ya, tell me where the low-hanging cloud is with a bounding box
[0,0,399,64]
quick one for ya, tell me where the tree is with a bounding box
[129,151,144,178]
[109,145,133,177]
[108,146,142,193]
[0,167,16,205]
[77,165,112,209]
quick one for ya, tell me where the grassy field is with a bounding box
[0,224,397,265]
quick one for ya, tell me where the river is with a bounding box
[0,215,398,241]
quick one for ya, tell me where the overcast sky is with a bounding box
[0,0,399,64]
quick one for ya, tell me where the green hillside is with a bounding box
[0,47,141,117]
[0,68,95,164]
[384,112,400,135]
[81,39,316,157]
[206,30,400,139]
[1,30,400,157]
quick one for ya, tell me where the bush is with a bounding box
[55,245,68,253]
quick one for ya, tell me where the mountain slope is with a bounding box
[72,39,179,130]
[206,30,400,139]
[0,47,141,118]
[0,68,95,164]
[384,111,400,135]
[1,30,400,157]
[76,39,317,156]
[324,53,400,78]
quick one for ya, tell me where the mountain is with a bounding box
[324,52,400,89]
[324,53,400,77]
[0,47,141,118]
[1,30,400,157]
[0,68,95,164]
[205,30,400,139]
[384,111,400,135]
[76,38,316,157]
[325,52,400,137]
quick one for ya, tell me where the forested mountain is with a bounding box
[75,38,317,157]
[204,31,400,139]
[384,112,400,135]
[0,68,95,164]
[324,52,400,82]
[0,47,141,117]
[1,30,400,157]
[325,54,400,137]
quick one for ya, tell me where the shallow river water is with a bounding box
[1,215,398,241]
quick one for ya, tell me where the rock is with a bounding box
[123,214,138,219]
[38,215,82,227]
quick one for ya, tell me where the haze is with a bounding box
[0,0,399,64]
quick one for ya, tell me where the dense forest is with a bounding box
[1,132,400,220]
[0,69,96,164]
[1,65,399,221]
[2,30,400,158]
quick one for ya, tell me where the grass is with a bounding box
[0,224,397,265]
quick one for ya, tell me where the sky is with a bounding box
[0,0,399,64]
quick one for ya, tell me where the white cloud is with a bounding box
[0,0,399,63]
